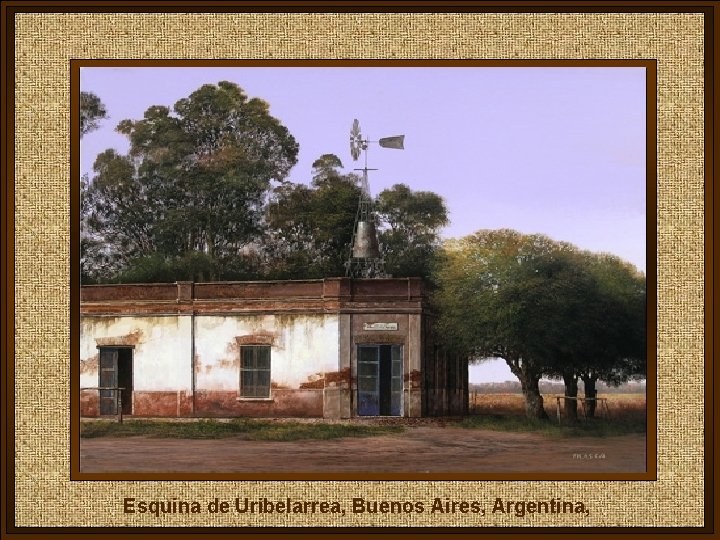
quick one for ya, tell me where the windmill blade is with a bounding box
[351,142,361,161]
[379,135,405,149]
[350,119,363,161]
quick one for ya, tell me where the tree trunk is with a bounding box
[562,370,579,422]
[506,356,549,420]
[582,374,598,418]
[521,377,548,419]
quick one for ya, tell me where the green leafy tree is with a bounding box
[376,184,449,281]
[80,173,107,283]
[83,148,166,277]
[433,229,578,419]
[515,250,604,420]
[265,164,449,281]
[433,229,646,421]
[538,251,645,420]
[577,253,646,417]
[114,251,219,283]
[264,154,362,278]
[80,92,108,282]
[83,81,299,281]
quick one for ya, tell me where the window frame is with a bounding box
[238,344,272,400]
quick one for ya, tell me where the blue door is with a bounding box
[357,345,403,416]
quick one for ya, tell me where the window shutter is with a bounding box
[99,348,118,415]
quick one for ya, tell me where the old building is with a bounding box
[80,278,467,419]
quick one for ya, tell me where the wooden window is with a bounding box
[240,345,271,398]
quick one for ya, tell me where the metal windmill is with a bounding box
[345,119,405,278]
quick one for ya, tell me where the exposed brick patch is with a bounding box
[95,329,142,347]
[81,279,427,315]
[352,279,416,299]
[80,354,98,375]
[322,277,351,299]
[176,281,194,301]
[178,391,193,416]
[195,389,323,417]
[299,368,352,390]
[299,379,325,389]
[235,334,275,346]
[80,390,99,417]
[133,391,180,416]
[325,368,351,387]
[203,357,240,373]
[195,281,324,300]
[81,284,176,302]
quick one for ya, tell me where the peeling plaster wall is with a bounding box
[194,314,340,391]
[80,316,192,391]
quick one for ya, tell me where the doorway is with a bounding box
[98,347,133,415]
[357,344,403,416]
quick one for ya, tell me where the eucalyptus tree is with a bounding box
[80,91,107,137]
[376,183,449,281]
[264,154,362,279]
[83,81,299,281]
[80,91,108,282]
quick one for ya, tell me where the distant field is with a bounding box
[469,392,646,422]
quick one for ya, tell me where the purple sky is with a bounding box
[80,66,647,383]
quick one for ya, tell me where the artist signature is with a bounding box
[572,453,606,460]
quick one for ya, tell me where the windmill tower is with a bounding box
[345,119,405,278]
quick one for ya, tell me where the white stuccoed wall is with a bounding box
[80,316,192,391]
[81,313,340,393]
[194,314,340,390]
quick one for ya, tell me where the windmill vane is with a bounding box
[349,118,405,162]
[345,119,405,279]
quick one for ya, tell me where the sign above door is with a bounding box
[362,322,398,331]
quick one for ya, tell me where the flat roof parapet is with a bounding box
[81,277,425,304]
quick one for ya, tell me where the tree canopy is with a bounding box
[264,154,362,279]
[81,85,449,284]
[574,252,646,415]
[432,229,646,419]
[262,163,449,280]
[80,91,108,137]
[376,183,448,280]
[82,81,299,281]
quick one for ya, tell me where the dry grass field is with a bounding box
[469,393,646,422]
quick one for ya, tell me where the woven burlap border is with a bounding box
[13,11,704,527]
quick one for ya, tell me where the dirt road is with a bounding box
[80,426,646,474]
